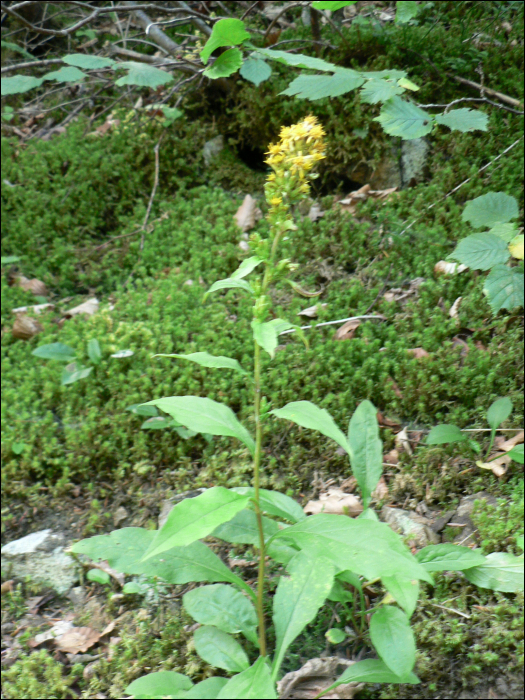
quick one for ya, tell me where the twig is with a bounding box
[174,0,212,37]
[279,315,386,335]
[1,57,63,74]
[417,96,524,116]
[264,2,304,41]
[451,74,522,108]
[139,138,162,252]
[429,603,471,620]
[241,1,260,21]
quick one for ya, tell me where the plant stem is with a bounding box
[253,339,267,656]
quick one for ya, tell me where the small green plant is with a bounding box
[449,192,524,313]
[67,118,523,698]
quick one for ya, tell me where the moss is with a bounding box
[471,484,524,555]
[2,649,83,699]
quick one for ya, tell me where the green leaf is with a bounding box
[463,552,524,592]
[326,628,346,644]
[312,1,357,9]
[426,424,465,445]
[358,507,379,521]
[488,222,518,242]
[87,338,102,365]
[142,487,251,559]
[374,96,433,139]
[347,400,383,508]
[484,265,524,312]
[115,62,173,88]
[509,234,524,260]
[231,256,263,280]
[381,577,419,618]
[395,1,421,23]
[1,75,44,95]
[271,400,351,455]
[153,352,247,375]
[272,551,335,678]
[281,69,364,101]
[487,397,513,431]
[507,444,524,464]
[122,582,143,595]
[142,396,255,455]
[266,540,299,566]
[126,404,158,417]
[415,544,486,572]
[213,509,279,545]
[462,192,519,229]
[397,77,419,91]
[71,528,155,571]
[255,47,337,72]
[61,363,93,385]
[435,108,488,133]
[140,417,175,430]
[11,442,26,455]
[322,659,419,695]
[200,18,251,63]
[232,487,306,523]
[273,514,434,583]
[327,579,354,603]
[32,343,76,362]
[184,677,228,699]
[205,278,253,298]
[194,626,249,673]
[252,319,294,358]
[370,606,416,677]
[63,54,115,69]
[240,58,272,86]
[1,41,36,60]
[450,232,511,270]
[183,584,258,646]
[204,48,243,79]
[42,66,87,83]
[125,671,193,699]
[217,656,277,699]
[86,568,111,585]
[1,255,21,264]
[360,78,404,104]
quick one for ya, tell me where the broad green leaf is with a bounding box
[232,487,306,523]
[200,18,251,63]
[115,62,174,88]
[63,53,115,69]
[462,192,519,229]
[71,527,155,571]
[43,66,86,82]
[1,75,43,95]
[125,671,193,699]
[217,656,277,699]
[381,577,419,618]
[240,58,272,86]
[255,47,337,72]
[484,265,524,312]
[184,677,228,698]
[415,544,486,572]
[362,69,408,81]
[204,48,243,79]
[61,363,92,385]
[395,1,421,23]
[231,256,263,280]
[194,626,249,673]
[374,96,433,139]
[122,582,143,594]
[347,400,382,508]
[142,396,255,455]
[273,514,433,583]
[153,352,247,375]
[327,579,354,603]
[1,255,21,264]
[370,606,416,677]
[32,342,76,362]
[426,424,465,445]
[312,1,357,9]
[87,338,102,365]
[140,417,175,430]
[463,552,524,592]
[183,584,258,645]
[326,628,346,644]
[142,487,250,559]
[435,108,488,133]
[1,40,35,60]
[213,509,279,545]
[252,319,294,358]
[272,400,351,455]
[266,539,299,566]
[398,77,419,91]
[205,278,253,298]
[506,444,524,464]
[487,397,513,431]
[450,232,511,270]
[86,568,110,585]
[358,507,379,521]
[281,69,364,101]
[489,222,518,242]
[322,659,419,695]
[360,78,404,104]
[272,551,335,679]
[509,234,524,260]
[126,404,158,417]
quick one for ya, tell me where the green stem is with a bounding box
[253,340,267,656]
[485,428,497,461]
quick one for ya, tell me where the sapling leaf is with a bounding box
[194,626,250,673]
[239,58,272,86]
[63,53,115,69]
[426,424,465,445]
[462,192,519,229]
[271,400,352,455]
[204,278,253,298]
[347,400,383,508]
[434,109,488,133]
[231,256,263,280]
[506,444,524,464]
[213,509,280,545]
[463,552,524,592]
[126,404,158,417]
[312,1,357,9]
[360,78,404,104]
[483,265,524,312]
[281,70,364,101]
[204,48,243,79]
[200,18,251,64]
[86,569,110,585]
[252,319,294,358]
[114,62,174,88]
[125,671,193,699]
[232,487,306,523]
[373,96,433,140]
[395,1,421,23]
[217,656,277,699]
[255,47,337,72]
[87,338,102,365]
[32,342,76,361]
[370,606,416,677]
[415,544,486,572]
[449,233,510,270]
[326,628,346,644]
[322,659,419,695]
[381,576,419,618]
[184,677,228,698]
[61,363,92,385]
[486,397,513,431]
[153,352,247,375]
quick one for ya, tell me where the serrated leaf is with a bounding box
[312,1,357,9]
[63,54,115,69]
[32,342,76,362]
[347,400,382,509]
[370,606,416,677]
[450,233,510,270]
[463,552,524,592]
[396,1,421,23]
[426,424,466,445]
[231,256,263,280]
[397,77,419,91]
[42,66,86,83]
[194,626,249,673]
[360,78,404,104]
[509,234,524,260]
[271,400,351,455]
[204,48,243,79]
[200,18,251,63]
[484,265,524,312]
[125,671,193,699]
[323,659,419,695]
[435,108,488,133]
[231,487,306,523]
[281,69,364,101]
[153,352,247,375]
[86,568,110,585]
[489,222,518,242]
[87,338,102,365]
[374,96,433,139]
[205,278,253,298]
[213,508,279,545]
[362,69,408,81]
[115,61,173,88]
[462,192,519,229]
[217,656,277,699]
[255,47,337,72]
[1,75,43,95]
[251,318,294,358]
[240,58,272,86]
[486,397,513,431]
[184,584,258,645]
[61,363,92,385]
[415,544,486,571]
[381,577,419,618]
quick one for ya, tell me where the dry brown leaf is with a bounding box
[233,195,262,232]
[12,303,54,315]
[450,296,462,319]
[495,431,524,451]
[452,336,470,357]
[377,413,402,431]
[383,448,400,465]
[100,620,116,638]
[340,476,357,492]
[383,277,425,304]
[29,621,74,647]
[434,260,468,276]
[63,298,99,319]
[333,318,361,341]
[407,347,430,359]
[14,275,48,296]
[298,303,327,318]
[308,202,325,222]
[372,476,389,501]
[55,627,101,654]
[278,657,361,699]
[1,580,14,595]
[395,427,413,456]
[476,456,510,478]
[304,488,362,517]
[338,185,397,215]
[12,314,44,340]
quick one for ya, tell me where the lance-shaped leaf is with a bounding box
[435,108,488,133]
[487,397,513,431]
[484,265,524,313]
[213,509,279,545]
[374,96,433,140]
[347,400,382,508]
[200,18,251,63]
[370,606,416,677]
[87,338,102,365]
[32,342,76,362]
[153,352,247,375]
[231,256,263,280]
[272,551,335,679]
[271,401,351,455]
[217,656,277,699]
[463,552,524,592]
[449,233,510,270]
[381,576,419,618]
[415,544,486,572]
[204,278,253,299]
[426,424,466,445]
[184,677,228,698]
[125,671,192,699]
[252,319,294,358]
[232,487,306,523]
[142,396,254,455]
[194,626,249,673]
[141,487,250,560]
[462,192,519,229]
[322,658,419,695]
[281,69,364,101]
[312,1,357,9]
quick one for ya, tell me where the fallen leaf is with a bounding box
[377,413,402,431]
[29,620,74,647]
[100,620,117,638]
[12,303,54,315]
[383,448,400,465]
[304,488,363,517]
[449,296,462,319]
[308,202,325,222]
[434,260,468,276]
[234,195,262,232]
[113,506,128,527]
[63,298,99,319]
[476,457,510,478]
[13,275,48,296]
[339,476,357,492]
[1,580,14,595]
[298,303,327,318]
[12,314,44,340]
[372,476,389,500]
[338,185,397,215]
[333,318,361,341]
[395,427,413,456]
[407,347,430,359]
[55,627,101,654]
[383,277,425,304]
[494,431,524,451]
[278,657,361,699]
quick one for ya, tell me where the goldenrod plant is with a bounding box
[72,119,523,699]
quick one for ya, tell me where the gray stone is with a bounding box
[401,138,429,187]
[1,529,79,595]
[158,488,207,528]
[202,135,224,167]
[381,506,440,548]
[369,145,402,190]
[449,491,498,545]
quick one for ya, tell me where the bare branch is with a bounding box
[174,0,212,37]
[1,58,63,74]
